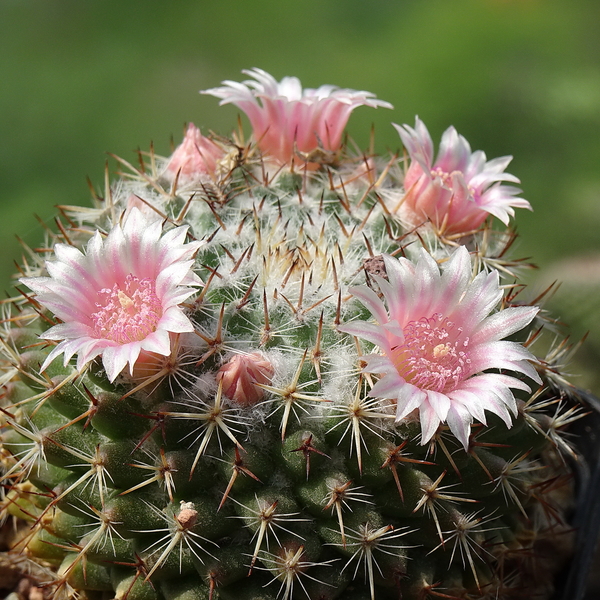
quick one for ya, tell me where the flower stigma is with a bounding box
[390,314,470,393]
[91,274,163,344]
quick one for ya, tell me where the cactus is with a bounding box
[0,68,587,600]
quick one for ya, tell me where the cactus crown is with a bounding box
[0,69,585,600]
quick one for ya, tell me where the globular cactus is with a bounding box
[0,68,587,600]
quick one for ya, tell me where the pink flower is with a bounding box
[163,123,224,183]
[339,247,540,448]
[217,352,274,406]
[395,118,531,235]
[202,68,392,165]
[21,208,202,382]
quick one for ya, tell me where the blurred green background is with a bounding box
[2,0,600,388]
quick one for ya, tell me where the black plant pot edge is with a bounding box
[556,389,600,600]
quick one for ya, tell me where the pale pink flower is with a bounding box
[163,123,224,183]
[395,118,531,235]
[21,208,202,382]
[217,352,274,406]
[202,68,392,165]
[339,247,540,448]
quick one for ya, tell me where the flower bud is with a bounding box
[217,352,274,406]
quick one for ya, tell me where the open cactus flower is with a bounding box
[20,208,202,382]
[203,67,393,166]
[0,68,591,600]
[395,117,532,235]
[339,246,541,449]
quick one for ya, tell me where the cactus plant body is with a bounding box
[0,69,585,600]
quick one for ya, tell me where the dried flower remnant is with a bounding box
[21,208,202,382]
[176,501,199,529]
[339,246,540,448]
[203,68,392,165]
[395,118,531,235]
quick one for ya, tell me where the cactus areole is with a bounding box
[0,69,586,600]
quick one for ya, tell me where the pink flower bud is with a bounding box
[217,352,274,406]
[125,194,160,217]
[164,123,223,182]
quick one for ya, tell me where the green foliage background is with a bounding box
[2,0,600,385]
